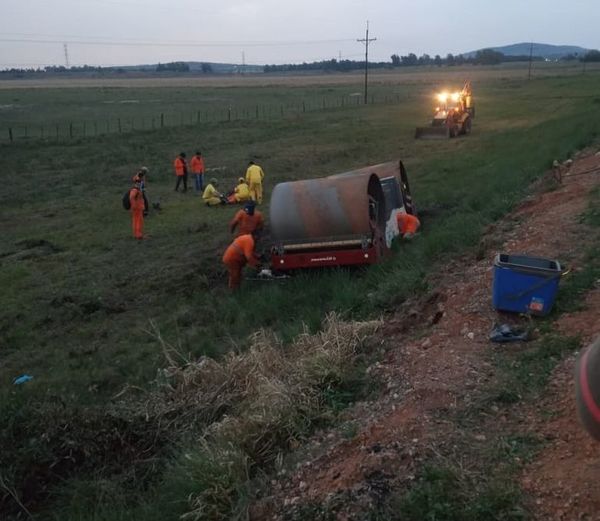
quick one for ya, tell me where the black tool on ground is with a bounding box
[489,324,530,343]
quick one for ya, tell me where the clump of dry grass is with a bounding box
[153,313,380,520]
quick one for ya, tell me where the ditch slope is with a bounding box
[255,149,600,520]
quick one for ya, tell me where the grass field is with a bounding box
[1,64,600,519]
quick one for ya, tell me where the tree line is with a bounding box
[2,49,600,76]
[265,48,600,72]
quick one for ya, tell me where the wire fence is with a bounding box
[2,94,405,143]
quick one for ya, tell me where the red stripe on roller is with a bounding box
[580,348,600,424]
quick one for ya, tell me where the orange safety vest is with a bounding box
[397,213,420,235]
[174,157,187,176]
[129,187,145,211]
[222,234,259,266]
[190,155,204,174]
[230,210,264,236]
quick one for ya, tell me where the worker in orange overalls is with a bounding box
[245,160,265,204]
[222,231,261,290]
[132,166,149,215]
[129,178,145,240]
[230,200,264,236]
[174,152,188,192]
[396,212,421,239]
[190,150,205,193]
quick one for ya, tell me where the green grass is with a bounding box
[2,67,600,519]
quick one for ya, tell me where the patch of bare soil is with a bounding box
[521,287,600,521]
[253,150,600,519]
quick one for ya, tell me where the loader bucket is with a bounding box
[415,126,450,139]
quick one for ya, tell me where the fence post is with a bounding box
[94,122,98,136]
[280,106,284,117]
[197,111,201,123]
[160,113,164,128]
[83,122,86,136]
[69,123,73,138]
[118,118,122,133]
[41,126,44,139]
[24,126,28,139]
[228,107,231,122]
[302,101,306,113]
[322,98,326,109]
[56,124,59,138]
[341,97,344,107]
[8,128,13,142]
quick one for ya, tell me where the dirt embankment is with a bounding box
[253,150,600,519]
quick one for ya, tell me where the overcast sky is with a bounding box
[0,0,598,68]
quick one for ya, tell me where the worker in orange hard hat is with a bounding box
[227,177,252,204]
[245,160,265,204]
[222,231,261,290]
[129,178,146,240]
[174,152,188,192]
[396,212,421,239]
[190,150,205,193]
[230,200,264,236]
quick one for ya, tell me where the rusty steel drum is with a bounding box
[270,172,386,246]
[576,337,600,441]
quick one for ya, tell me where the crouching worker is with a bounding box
[202,178,226,206]
[230,200,264,236]
[129,178,145,240]
[227,178,251,204]
[222,231,261,290]
[396,212,421,240]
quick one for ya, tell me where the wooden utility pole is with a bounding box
[528,42,534,80]
[357,21,376,104]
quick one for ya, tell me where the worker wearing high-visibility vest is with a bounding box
[396,212,421,239]
[174,152,188,192]
[245,161,265,204]
[222,232,260,290]
[229,201,264,236]
[132,166,149,214]
[129,179,145,239]
[190,151,205,193]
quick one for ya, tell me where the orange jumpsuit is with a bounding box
[396,212,420,236]
[229,209,264,236]
[222,234,259,290]
[129,187,145,239]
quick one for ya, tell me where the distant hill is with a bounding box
[464,42,590,59]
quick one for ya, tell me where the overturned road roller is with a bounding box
[270,160,416,271]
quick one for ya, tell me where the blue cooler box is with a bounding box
[492,254,562,316]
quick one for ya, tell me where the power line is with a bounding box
[0,36,355,49]
[357,21,376,104]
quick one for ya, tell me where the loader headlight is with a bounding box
[436,92,448,103]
